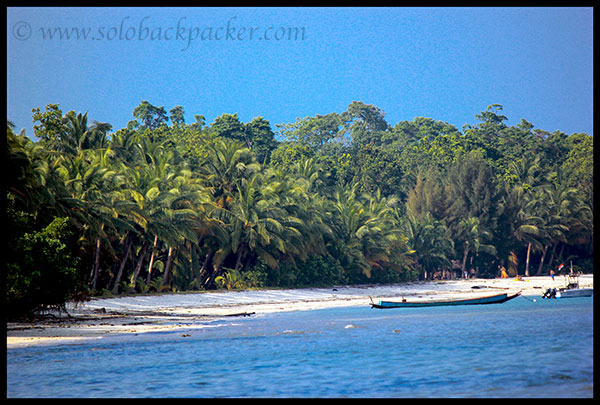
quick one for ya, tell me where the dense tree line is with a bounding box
[6,101,593,318]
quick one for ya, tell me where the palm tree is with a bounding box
[216,173,298,273]
[199,139,260,208]
[139,169,183,286]
[58,111,112,155]
[261,165,329,261]
[498,181,548,277]
[456,217,496,278]
[108,131,213,291]
[7,125,59,211]
[327,183,403,279]
[402,213,454,280]
[534,174,583,275]
[190,140,268,287]
[328,183,371,278]
[55,150,115,289]
[109,128,146,165]
[159,171,209,289]
[9,124,145,293]
[361,189,413,274]
[510,186,546,277]
[506,155,549,191]
[292,157,327,192]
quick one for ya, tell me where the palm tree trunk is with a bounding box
[200,250,215,288]
[111,235,133,294]
[509,251,518,277]
[461,248,469,279]
[91,238,101,290]
[557,243,565,265]
[200,250,214,274]
[146,234,159,284]
[525,243,532,277]
[547,243,557,271]
[536,244,549,276]
[414,259,423,280]
[161,246,175,288]
[234,246,245,271]
[130,242,148,285]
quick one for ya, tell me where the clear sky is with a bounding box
[7,7,593,139]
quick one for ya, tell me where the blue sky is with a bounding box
[7,7,593,139]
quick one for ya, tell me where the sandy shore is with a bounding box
[7,275,593,348]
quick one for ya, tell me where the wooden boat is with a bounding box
[370,291,522,309]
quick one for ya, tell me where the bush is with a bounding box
[215,266,269,290]
[269,254,344,287]
[6,217,81,319]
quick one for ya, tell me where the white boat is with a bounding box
[542,271,593,299]
[556,288,593,298]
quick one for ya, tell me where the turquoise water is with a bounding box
[6,296,593,398]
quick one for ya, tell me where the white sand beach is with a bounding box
[6,275,593,348]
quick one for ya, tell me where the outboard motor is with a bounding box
[542,288,558,299]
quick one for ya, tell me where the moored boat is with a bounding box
[370,291,522,309]
[557,288,593,298]
[542,270,593,299]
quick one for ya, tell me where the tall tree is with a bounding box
[132,100,169,129]
[210,113,246,143]
[341,101,390,147]
[169,105,185,127]
[444,150,499,233]
[244,117,278,164]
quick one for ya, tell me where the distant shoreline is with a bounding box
[7,275,593,349]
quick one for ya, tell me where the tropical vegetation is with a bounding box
[6,101,593,318]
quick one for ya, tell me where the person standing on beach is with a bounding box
[550,269,555,281]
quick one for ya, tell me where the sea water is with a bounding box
[6,296,593,398]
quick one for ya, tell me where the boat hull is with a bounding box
[557,288,593,298]
[371,292,521,309]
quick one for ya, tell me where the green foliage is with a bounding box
[244,117,278,163]
[269,141,314,170]
[353,143,405,197]
[208,114,278,164]
[132,100,169,129]
[341,101,390,146]
[444,150,499,232]
[210,113,246,142]
[169,105,185,126]
[561,133,593,207]
[215,268,245,290]
[402,213,454,279]
[5,100,594,315]
[281,254,344,287]
[6,217,81,319]
[215,266,268,290]
[32,103,67,141]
